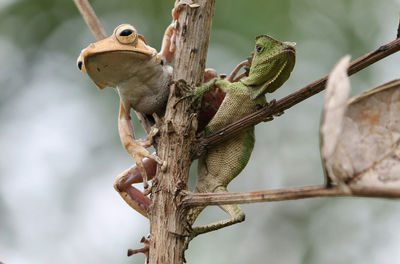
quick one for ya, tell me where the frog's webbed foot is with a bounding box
[127,236,150,262]
[171,1,200,48]
[129,142,163,193]
[119,103,166,195]
[135,123,166,188]
[137,127,159,148]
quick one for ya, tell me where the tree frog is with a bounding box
[77,22,171,198]
[76,2,247,218]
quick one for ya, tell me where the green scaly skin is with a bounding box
[187,34,296,240]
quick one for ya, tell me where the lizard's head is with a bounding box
[242,35,296,99]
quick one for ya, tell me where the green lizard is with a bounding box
[187,34,296,239]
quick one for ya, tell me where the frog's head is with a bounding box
[242,35,296,99]
[77,24,157,89]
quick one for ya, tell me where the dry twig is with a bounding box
[73,0,106,40]
[183,185,400,207]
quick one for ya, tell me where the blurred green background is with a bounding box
[1,0,400,263]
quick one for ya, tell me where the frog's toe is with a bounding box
[127,236,150,258]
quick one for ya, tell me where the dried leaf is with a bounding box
[321,56,351,159]
[320,55,351,189]
[322,79,400,189]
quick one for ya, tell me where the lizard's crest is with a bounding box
[242,35,296,99]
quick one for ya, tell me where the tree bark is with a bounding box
[148,1,216,263]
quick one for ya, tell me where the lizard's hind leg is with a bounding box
[191,186,245,237]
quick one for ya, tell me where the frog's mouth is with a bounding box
[84,51,153,89]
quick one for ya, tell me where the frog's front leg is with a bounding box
[159,23,175,63]
[118,102,163,194]
[159,0,200,62]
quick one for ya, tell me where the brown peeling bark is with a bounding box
[148,1,216,263]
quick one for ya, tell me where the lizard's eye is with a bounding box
[115,24,138,44]
[256,45,264,53]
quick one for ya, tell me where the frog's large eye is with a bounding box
[115,24,138,44]
[255,45,264,53]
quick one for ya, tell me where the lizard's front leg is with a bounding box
[118,102,163,194]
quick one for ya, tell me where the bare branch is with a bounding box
[182,185,400,207]
[73,0,106,41]
[196,37,400,156]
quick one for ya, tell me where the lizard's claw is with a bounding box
[266,99,277,107]
[168,218,199,251]
[266,99,285,117]
[174,79,193,93]
[173,80,203,110]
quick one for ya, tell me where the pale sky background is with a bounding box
[1,0,400,263]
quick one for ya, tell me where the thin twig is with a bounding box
[397,15,400,39]
[195,37,400,156]
[182,185,400,207]
[73,0,106,41]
